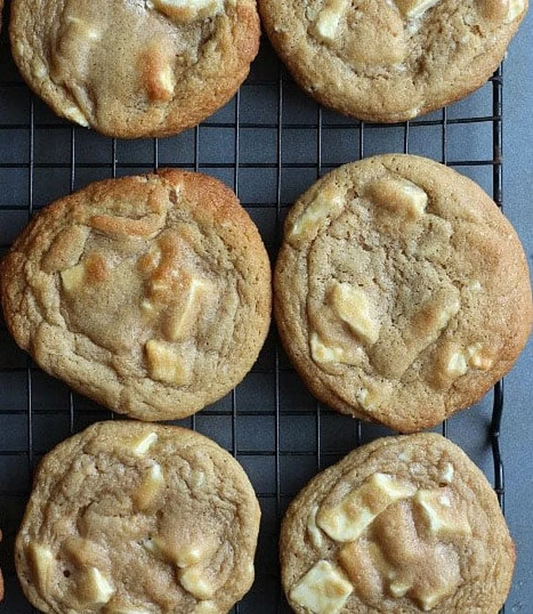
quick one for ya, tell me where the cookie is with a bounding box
[16,421,261,614]
[281,433,514,614]
[274,154,532,432]
[10,0,260,138]
[1,170,271,421]
[259,0,527,123]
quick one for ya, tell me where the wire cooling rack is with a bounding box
[0,9,508,613]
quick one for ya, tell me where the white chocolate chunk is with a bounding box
[131,432,158,456]
[468,280,483,292]
[64,106,90,128]
[157,0,220,10]
[317,474,416,542]
[290,561,353,614]
[314,0,350,41]
[369,176,428,218]
[166,278,211,341]
[288,188,345,244]
[466,343,493,370]
[141,536,163,558]
[143,535,209,569]
[157,64,176,99]
[28,543,55,593]
[60,262,86,292]
[193,602,218,614]
[389,579,413,598]
[414,490,471,538]
[417,581,458,611]
[134,463,164,511]
[445,343,492,378]
[66,16,102,40]
[445,351,468,378]
[394,0,442,19]
[81,567,114,605]
[506,0,526,21]
[329,282,380,345]
[433,297,461,331]
[145,340,190,385]
[176,546,206,568]
[179,566,215,600]
[396,183,428,217]
[355,387,379,411]
[32,59,48,79]
[439,463,454,484]
[307,504,324,549]
[140,300,156,316]
[190,470,206,489]
[310,332,363,367]
[150,0,223,22]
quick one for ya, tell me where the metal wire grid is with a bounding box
[0,17,507,614]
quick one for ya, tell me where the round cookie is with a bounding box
[10,0,260,138]
[16,421,261,614]
[274,154,532,432]
[281,433,515,614]
[259,0,527,123]
[1,170,271,421]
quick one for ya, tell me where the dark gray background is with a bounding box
[0,3,531,612]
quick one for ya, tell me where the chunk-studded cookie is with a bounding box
[10,0,260,138]
[274,154,532,432]
[259,0,527,123]
[1,170,271,421]
[16,421,261,614]
[281,433,514,614]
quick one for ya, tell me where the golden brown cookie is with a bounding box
[259,0,527,123]
[1,170,271,421]
[274,154,532,432]
[10,0,260,138]
[16,421,261,614]
[281,433,515,614]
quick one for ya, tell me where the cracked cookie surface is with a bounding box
[15,421,261,614]
[280,433,514,614]
[274,154,532,432]
[1,170,271,421]
[259,0,527,122]
[10,0,260,138]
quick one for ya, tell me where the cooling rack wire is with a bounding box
[0,20,507,613]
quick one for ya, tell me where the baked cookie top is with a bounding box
[1,170,271,421]
[281,433,515,614]
[16,421,261,614]
[275,154,532,432]
[259,0,527,123]
[10,0,260,138]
